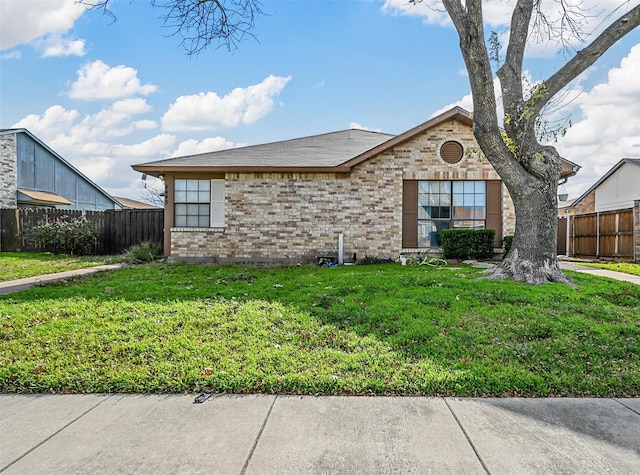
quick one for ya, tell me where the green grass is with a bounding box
[1,263,638,396]
[0,252,119,281]
[581,262,640,277]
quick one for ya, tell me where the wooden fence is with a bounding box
[558,208,635,260]
[0,208,164,255]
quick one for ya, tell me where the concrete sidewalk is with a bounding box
[0,264,125,295]
[1,395,639,474]
[558,261,640,285]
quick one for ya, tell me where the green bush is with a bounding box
[441,229,495,260]
[503,235,514,255]
[29,216,98,256]
[122,242,163,263]
[356,255,394,265]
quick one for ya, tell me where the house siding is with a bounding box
[594,163,640,213]
[170,120,516,261]
[0,134,18,208]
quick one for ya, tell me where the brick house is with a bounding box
[133,107,580,263]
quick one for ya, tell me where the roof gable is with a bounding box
[342,107,473,169]
[1,128,120,208]
[570,158,640,208]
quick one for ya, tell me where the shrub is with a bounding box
[503,235,514,255]
[356,255,394,265]
[122,242,163,263]
[29,216,98,256]
[441,229,496,260]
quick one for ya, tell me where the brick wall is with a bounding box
[572,191,595,215]
[0,133,17,208]
[171,120,516,261]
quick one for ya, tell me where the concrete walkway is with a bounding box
[558,261,640,285]
[1,395,639,474]
[0,264,125,295]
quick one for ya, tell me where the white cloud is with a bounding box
[111,98,154,115]
[35,35,85,57]
[555,44,640,198]
[10,101,165,193]
[382,0,635,57]
[161,75,292,132]
[13,105,80,134]
[1,50,21,60]
[68,60,158,100]
[133,120,158,130]
[113,135,176,158]
[171,137,241,157]
[349,122,382,132]
[381,0,451,26]
[431,75,505,118]
[0,0,88,50]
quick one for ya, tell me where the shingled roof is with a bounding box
[132,107,580,179]
[133,129,394,176]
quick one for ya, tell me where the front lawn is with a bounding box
[0,252,119,281]
[1,263,638,396]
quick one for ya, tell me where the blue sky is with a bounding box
[1,0,639,202]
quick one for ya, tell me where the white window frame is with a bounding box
[174,178,225,228]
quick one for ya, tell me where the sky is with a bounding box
[1,0,639,203]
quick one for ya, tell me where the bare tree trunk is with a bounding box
[485,176,573,285]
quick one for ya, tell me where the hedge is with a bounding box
[441,229,495,260]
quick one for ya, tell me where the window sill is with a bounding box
[171,227,225,232]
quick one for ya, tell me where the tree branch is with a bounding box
[496,0,534,115]
[533,3,640,115]
[77,0,264,54]
[443,0,529,188]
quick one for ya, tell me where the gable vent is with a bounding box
[440,141,464,164]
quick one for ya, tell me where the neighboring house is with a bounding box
[564,159,640,216]
[133,107,580,262]
[114,196,162,210]
[0,129,120,211]
[559,158,640,261]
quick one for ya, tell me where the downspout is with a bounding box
[571,213,575,258]
[565,208,570,257]
[338,233,344,265]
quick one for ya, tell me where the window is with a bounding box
[417,180,486,248]
[174,179,224,228]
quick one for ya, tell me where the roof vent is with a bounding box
[440,141,464,164]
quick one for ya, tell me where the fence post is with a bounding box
[596,212,600,258]
[634,200,640,263]
[0,209,20,252]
